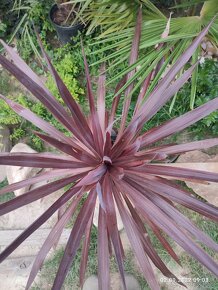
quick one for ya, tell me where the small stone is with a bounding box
[6,143,41,196]
[83,275,98,290]
[176,150,209,163]
[0,189,62,230]
[175,150,218,206]
[0,143,63,229]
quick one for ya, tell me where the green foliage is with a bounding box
[74,0,218,110]
[46,47,84,103]
[180,59,218,138]
[0,98,21,125]
[0,21,7,38]
[0,94,61,151]
[0,0,17,40]
[10,0,54,60]
[0,179,15,203]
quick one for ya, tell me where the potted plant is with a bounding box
[0,11,218,290]
[49,1,85,44]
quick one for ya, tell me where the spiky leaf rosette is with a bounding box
[0,16,218,290]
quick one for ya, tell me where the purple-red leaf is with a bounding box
[98,206,110,290]
[0,169,77,196]
[0,55,77,135]
[97,63,106,134]
[118,7,142,138]
[140,97,218,147]
[0,152,87,168]
[128,164,218,183]
[0,94,79,148]
[26,194,83,290]
[52,189,97,290]
[113,186,160,290]
[80,212,94,287]
[0,185,85,263]
[103,174,126,290]
[0,173,85,216]
[36,34,95,149]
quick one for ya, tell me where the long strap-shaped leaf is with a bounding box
[0,173,85,216]
[35,131,97,165]
[112,185,160,290]
[125,175,218,251]
[25,194,83,290]
[0,152,87,168]
[0,168,79,196]
[97,63,106,134]
[103,174,126,290]
[0,94,81,149]
[36,34,95,150]
[81,41,104,156]
[0,55,78,136]
[140,97,218,147]
[98,205,110,290]
[116,178,218,277]
[151,138,218,155]
[80,211,94,287]
[128,164,218,183]
[0,185,85,263]
[0,39,48,90]
[52,189,97,290]
[117,7,142,139]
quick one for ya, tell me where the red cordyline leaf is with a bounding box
[117,7,142,140]
[26,193,83,290]
[80,210,94,287]
[52,189,97,290]
[98,205,110,290]
[0,15,218,290]
[35,33,95,149]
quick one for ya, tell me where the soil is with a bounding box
[52,4,77,27]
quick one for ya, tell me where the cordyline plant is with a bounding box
[0,12,218,290]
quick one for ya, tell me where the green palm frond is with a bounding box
[72,0,218,109]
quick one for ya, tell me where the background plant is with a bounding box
[6,0,54,60]
[69,0,218,109]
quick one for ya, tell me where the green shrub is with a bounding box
[0,94,68,151]
[12,0,54,60]
[46,49,84,103]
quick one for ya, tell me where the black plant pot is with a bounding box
[49,4,84,44]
